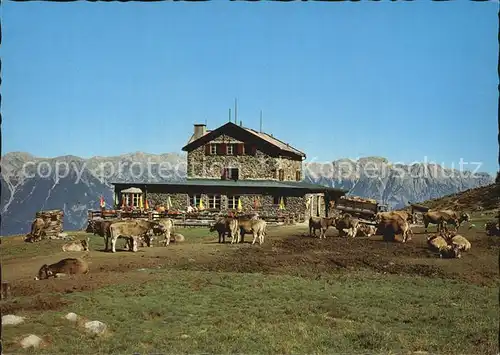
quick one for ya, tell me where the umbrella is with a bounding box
[199,198,204,210]
[237,197,243,211]
[145,199,149,210]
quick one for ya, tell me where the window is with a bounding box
[278,169,285,181]
[132,194,140,207]
[210,144,217,155]
[227,144,234,155]
[207,194,221,209]
[229,168,239,180]
[296,170,302,181]
[273,196,287,206]
[228,195,240,210]
[222,168,239,180]
[189,194,201,207]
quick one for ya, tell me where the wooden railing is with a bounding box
[87,209,304,228]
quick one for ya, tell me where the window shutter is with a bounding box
[205,144,211,155]
[218,143,226,155]
[236,144,243,155]
[251,145,257,156]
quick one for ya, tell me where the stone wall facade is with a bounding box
[147,192,188,211]
[186,134,303,181]
[146,192,309,222]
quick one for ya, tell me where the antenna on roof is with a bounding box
[260,110,263,133]
[229,108,231,122]
[205,118,207,126]
[234,98,238,124]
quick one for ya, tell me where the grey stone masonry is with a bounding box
[145,192,314,222]
[187,134,303,181]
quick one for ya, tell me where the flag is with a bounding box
[139,195,143,209]
[100,196,105,208]
[145,199,149,210]
[167,196,172,210]
[199,198,204,210]
[279,197,285,210]
[237,197,242,211]
[114,193,118,206]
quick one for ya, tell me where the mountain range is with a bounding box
[0,152,493,236]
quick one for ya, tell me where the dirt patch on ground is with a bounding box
[175,228,498,286]
[1,294,70,314]
[2,225,498,304]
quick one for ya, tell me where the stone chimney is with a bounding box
[193,124,207,140]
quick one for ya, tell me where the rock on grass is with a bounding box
[84,320,107,335]
[19,334,43,349]
[2,314,25,326]
[64,312,79,322]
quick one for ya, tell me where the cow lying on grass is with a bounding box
[443,231,472,252]
[356,224,377,237]
[24,218,47,243]
[62,238,89,252]
[35,257,89,280]
[438,244,462,259]
[426,231,470,258]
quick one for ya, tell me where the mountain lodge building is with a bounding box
[112,122,346,221]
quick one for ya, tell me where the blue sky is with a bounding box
[2,1,498,173]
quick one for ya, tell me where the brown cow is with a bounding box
[427,234,448,251]
[108,220,165,253]
[62,238,89,252]
[228,219,240,244]
[237,217,267,244]
[24,218,47,243]
[440,210,470,230]
[376,211,414,224]
[485,221,500,236]
[334,214,360,238]
[376,211,414,240]
[309,217,336,239]
[92,220,118,251]
[422,210,469,233]
[35,258,89,280]
[439,244,462,259]
[356,224,377,237]
[154,218,174,246]
[210,217,233,243]
[377,214,411,243]
[447,234,471,252]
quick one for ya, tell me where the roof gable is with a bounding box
[182,122,306,159]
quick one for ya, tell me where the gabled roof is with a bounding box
[182,122,306,159]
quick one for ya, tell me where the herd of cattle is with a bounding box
[30,208,478,280]
[307,208,473,259]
